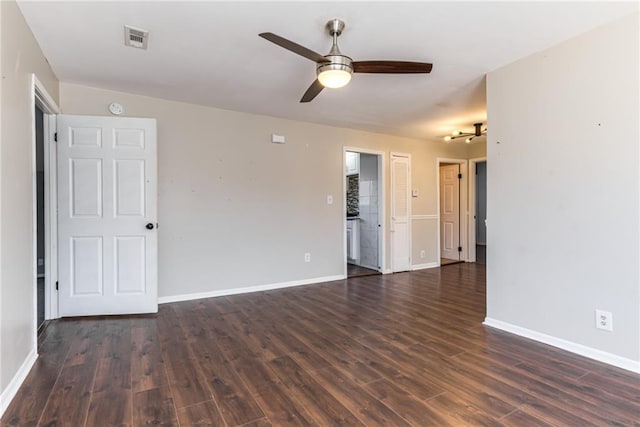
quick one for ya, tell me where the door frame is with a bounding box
[390,152,412,272]
[468,157,487,262]
[342,147,386,276]
[31,74,60,325]
[436,158,468,264]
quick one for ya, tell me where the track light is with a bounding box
[443,122,487,143]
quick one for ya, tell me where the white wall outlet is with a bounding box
[420,250,426,259]
[327,195,333,205]
[412,189,419,197]
[304,253,311,263]
[595,309,613,331]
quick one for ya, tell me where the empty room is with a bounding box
[1,1,639,426]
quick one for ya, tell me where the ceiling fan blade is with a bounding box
[300,79,324,103]
[352,61,433,74]
[259,32,329,64]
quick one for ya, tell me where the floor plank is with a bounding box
[2,263,640,426]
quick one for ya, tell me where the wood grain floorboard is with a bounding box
[2,263,640,426]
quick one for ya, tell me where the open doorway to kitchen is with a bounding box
[344,149,385,278]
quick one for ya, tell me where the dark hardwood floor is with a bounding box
[3,263,640,426]
[347,263,381,278]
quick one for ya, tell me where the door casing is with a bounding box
[342,147,386,275]
[31,75,60,323]
[468,157,487,262]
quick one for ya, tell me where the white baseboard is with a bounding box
[0,348,38,417]
[158,274,346,304]
[483,318,640,374]
[411,262,439,271]
[381,269,393,274]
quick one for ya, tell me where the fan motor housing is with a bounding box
[317,54,353,76]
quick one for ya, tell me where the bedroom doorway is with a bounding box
[469,157,487,263]
[437,158,468,266]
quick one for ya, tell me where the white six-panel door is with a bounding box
[57,115,157,316]
[391,154,411,272]
[440,164,460,260]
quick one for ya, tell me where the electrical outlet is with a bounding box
[595,309,613,331]
[420,250,426,259]
[38,258,44,267]
[304,253,311,263]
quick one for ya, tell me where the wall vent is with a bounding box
[124,25,149,49]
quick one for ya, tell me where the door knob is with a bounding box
[146,223,155,230]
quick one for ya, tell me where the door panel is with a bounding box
[391,154,411,272]
[58,115,157,316]
[440,164,460,260]
[71,236,103,295]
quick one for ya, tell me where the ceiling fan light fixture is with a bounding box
[317,64,353,88]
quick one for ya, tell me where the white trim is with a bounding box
[483,318,640,374]
[343,147,386,275]
[411,262,439,271]
[158,274,346,304]
[33,76,59,113]
[436,158,468,262]
[468,157,487,263]
[32,74,60,324]
[381,268,393,274]
[412,214,438,220]
[0,349,38,417]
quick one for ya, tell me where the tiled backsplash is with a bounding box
[346,174,359,216]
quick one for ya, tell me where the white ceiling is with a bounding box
[18,1,638,141]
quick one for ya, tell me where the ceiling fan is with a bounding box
[259,19,433,103]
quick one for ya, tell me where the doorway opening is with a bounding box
[437,158,468,266]
[469,158,487,264]
[344,149,384,278]
[32,74,61,330]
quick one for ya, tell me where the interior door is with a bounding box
[391,154,411,272]
[57,115,157,316]
[440,164,460,260]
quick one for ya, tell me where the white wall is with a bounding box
[486,13,639,368]
[60,83,482,300]
[0,0,59,407]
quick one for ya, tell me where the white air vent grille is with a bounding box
[124,25,148,49]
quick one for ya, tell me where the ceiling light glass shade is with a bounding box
[452,130,461,136]
[465,137,472,143]
[317,61,353,88]
[318,69,352,88]
[444,136,452,142]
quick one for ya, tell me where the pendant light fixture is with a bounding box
[443,123,487,143]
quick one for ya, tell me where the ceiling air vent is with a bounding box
[124,25,148,49]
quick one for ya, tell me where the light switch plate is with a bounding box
[327,195,333,205]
